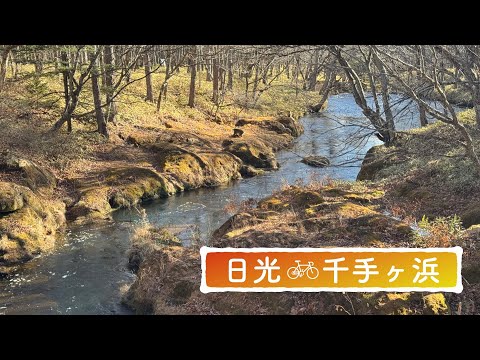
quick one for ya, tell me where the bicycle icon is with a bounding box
[287,260,319,280]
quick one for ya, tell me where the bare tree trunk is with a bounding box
[306,49,320,91]
[227,56,233,90]
[90,52,107,137]
[419,102,428,127]
[212,56,219,104]
[60,51,72,132]
[252,64,259,100]
[53,93,78,131]
[188,46,197,108]
[372,51,396,143]
[53,47,100,132]
[144,53,153,102]
[103,45,117,123]
[330,46,395,145]
[9,51,17,80]
[310,68,334,112]
[34,51,43,75]
[206,50,213,81]
[0,45,14,92]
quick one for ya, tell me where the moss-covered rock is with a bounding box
[0,152,56,193]
[235,116,303,138]
[257,188,324,213]
[301,155,330,168]
[423,293,449,315]
[0,182,25,212]
[465,224,480,239]
[212,213,255,239]
[240,165,264,178]
[276,116,304,137]
[157,144,242,189]
[370,293,420,315]
[127,226,181,273]
[68,167,176,224]
[0,182,65,274]
[224,141,278,169]
[357,145,395,181]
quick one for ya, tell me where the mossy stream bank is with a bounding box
[0,115,303,274]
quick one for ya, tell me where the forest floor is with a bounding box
[0,67,323,273]
[125,110,480,315]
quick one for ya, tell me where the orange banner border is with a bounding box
[200,246,463,294]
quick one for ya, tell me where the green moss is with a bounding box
[226,228,250,238]
[225,141,278,169]
[258,197,289,211]
[423,293,449,315]
[0,185,65,271]
[0,182,25,212]
[372,292,419,315]
[288,189,324,208]
[344,190,385,203]
[337,202,377,218]
[69,167,178,223]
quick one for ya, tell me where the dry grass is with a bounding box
[0,65,321,189]
[223,194,257,215]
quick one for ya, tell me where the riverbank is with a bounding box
[124,182,450,314]
[0,67,322,274]
[124,108,480,315]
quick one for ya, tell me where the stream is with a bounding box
[0,94,451,314]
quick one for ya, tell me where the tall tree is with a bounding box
[103,45,117,123]
[52,46,101,132]
[0,45,15,92]
[212,53,219,104]
[90,49,107,137]
[329,45,396,145]
[144,52,153,102]
[60,50,72,132]
[188,46,197,108]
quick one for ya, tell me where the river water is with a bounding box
[0,94,445,315]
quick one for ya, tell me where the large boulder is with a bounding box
[301,155,330,168]
[357,145,394,181]
[68,167,177,224]
[224,141,279,170]
[0,182,25,212]
[276,116,304,137]
[235,116,304,137]
[240,165,264,178]
[0,152,56,193]
[154,141,242,190]
[0,182,65,274]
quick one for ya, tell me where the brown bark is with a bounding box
[103,45,117,123]
[0,45,15,92]
[330,46,395,145]
[90,52,108,137]
[227,56,233,90]
[60,51,72,132]
[419,102,428,127]
[372,51,396,143]
[212,56,219,104]
[310,68,334,112]
[52,47,101,132]
[144,53,153,102]
[188,46,197,108]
